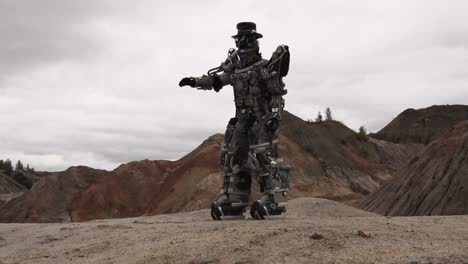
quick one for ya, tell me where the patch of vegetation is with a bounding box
[356,125,369,142]
[0,158,35,176]
[325,107,333,121]
[308,107,337,124]
[315,111,323,122]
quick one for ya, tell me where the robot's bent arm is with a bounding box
[268,45,289,77]
[261,45,290,96]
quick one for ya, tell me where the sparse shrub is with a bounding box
[315,111,323,122]
[325,107,333,121]
[11,170,38,189]
[356,125,368,141]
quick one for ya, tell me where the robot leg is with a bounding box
[249,113,290,220]
[211,169,251,220]
[211,118,252,220]
[250,153,290,220]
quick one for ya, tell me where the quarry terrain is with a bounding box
[1,105,468,263]
[359,120,468,216]
[0,197,467,264]
[0,111,423,223]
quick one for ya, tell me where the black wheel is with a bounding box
[250,201,266,220]
[211,204,222,220]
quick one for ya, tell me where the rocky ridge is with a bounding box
[371,105,468,144]
[0,111,422,223]
[359,120,468,216]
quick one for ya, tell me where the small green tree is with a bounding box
[315,111,323,122]
[325,107,333,121]
[15,160,24,171]
[357,125,368,141]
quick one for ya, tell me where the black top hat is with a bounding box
[232,22,263,39]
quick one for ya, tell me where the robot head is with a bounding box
[234,34,259,49]
[232,22,262,50]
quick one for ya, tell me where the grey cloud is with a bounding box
[0,1,108,81]
[1,0,468,170]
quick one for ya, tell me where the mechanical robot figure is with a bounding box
[179,22,290,220]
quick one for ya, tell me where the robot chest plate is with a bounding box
[231,70,261,97]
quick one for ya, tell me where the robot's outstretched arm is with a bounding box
[191,71,230,92]
[178,48,238,92]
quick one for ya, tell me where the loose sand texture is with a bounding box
[0,197,467,264]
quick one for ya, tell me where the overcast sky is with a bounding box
[0,0,467,171]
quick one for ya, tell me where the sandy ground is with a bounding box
[0,197,467,264]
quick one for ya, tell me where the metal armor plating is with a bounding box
[179,23,290,220]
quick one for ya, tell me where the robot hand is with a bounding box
[179,77,196,87]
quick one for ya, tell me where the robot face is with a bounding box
[235,34,258,49]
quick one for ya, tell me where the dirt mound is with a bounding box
[358,121,468,216]
[138,197,377,222]
[0,172,25,194]
[69,135,222,221]
[0,172,25,207]
[0,136,222,223]
[0,166,108,222]
[286,197,377,218]
[371,105,468,144]
[281,111,422,198]
[368,137,423,171]
[0,111,423,223]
